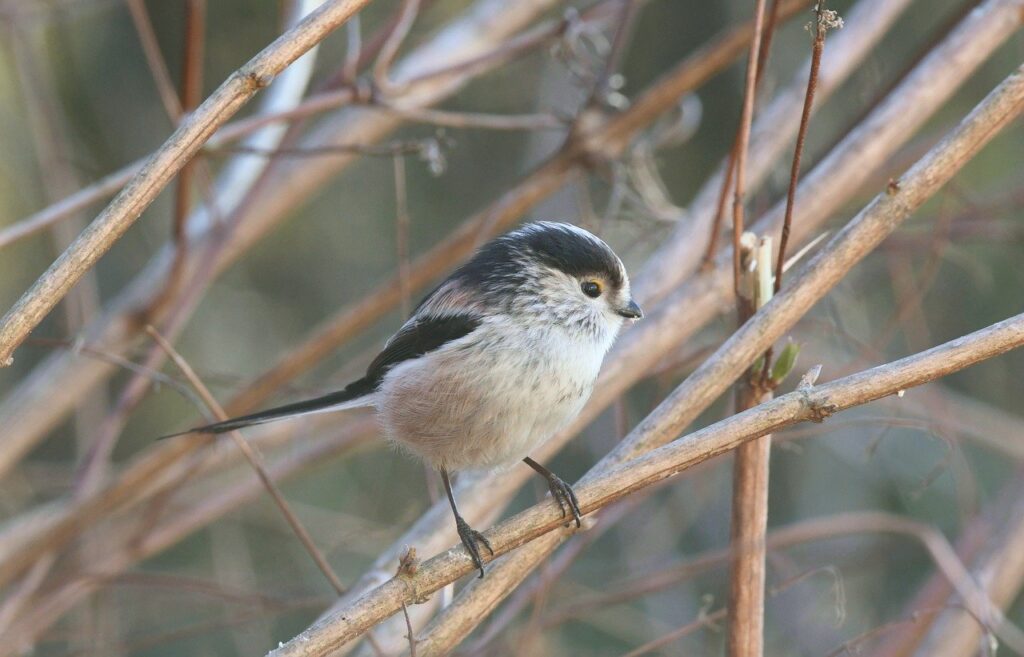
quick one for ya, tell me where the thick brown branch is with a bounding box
[725,1,771,652]
[271,310,1024,655]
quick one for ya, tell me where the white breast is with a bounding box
[376,319,611,472]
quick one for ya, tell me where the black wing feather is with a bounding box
[363,313,481,390]
[160,313,480,438]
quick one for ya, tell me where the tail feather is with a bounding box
[159,377,376,439]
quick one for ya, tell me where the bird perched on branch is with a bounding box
[165,222,642,577]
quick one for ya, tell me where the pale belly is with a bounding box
[376,330,604,472]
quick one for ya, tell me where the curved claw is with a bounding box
[547,475,582,528]
[455,516,493,578]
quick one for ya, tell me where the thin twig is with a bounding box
[125,0,184,121]
[22,337,206,410]
[326,0,439,90]
[342,13,362,84]
[619,608,727,657]
[730,0,768,302]
[394,155,412,318]
[206,139,443,159]
[774,2,833,295]
[401,604,417,657]
[172,0,207,243]
[143,326,348,597]
[364,103,566,130]
[755,0,783,78]
[700,0,782,270]
[166,0,208,346]
[373,0,421,94]
[587,0,639,107]
[704,147,738,269]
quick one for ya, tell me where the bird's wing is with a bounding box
[161,312,481,438]
[364,312,482,389]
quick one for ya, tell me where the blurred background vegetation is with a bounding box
[0,0,1022,655]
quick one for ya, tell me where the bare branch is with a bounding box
[0,0,373,366]
[0,0,596,482]
[0,0,602,600]
[227,0,810,417]
[144,326,348,596]
[729,0,768,300]
[272,307,1024,655]
[364,53,1024,650]
[634,0,920,305]
[373,0,421,94]
[125,0,185,121]
[725,1,772,653]
[774,3,832,295]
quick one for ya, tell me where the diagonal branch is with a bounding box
[0,0,373,365]
[272,306,1024,655]
[0,0,581,483]
[225,0,814,416]
[0,0,600,596]
[261,3,1006,651]
[366,54,1024,656]
[144,327,348,596]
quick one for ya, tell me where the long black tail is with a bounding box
[159,377,376,439]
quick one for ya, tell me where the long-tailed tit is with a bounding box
[165,222,642,577]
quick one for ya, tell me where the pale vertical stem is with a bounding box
[728,236,774,657]
[726,0,770,653]
[729,0,768,297]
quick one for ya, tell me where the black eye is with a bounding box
[581,281,602,298]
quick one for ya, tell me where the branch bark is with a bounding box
[907,472,1024,657]
[0,0,800,581]
[330,2,1020,652]
[272,308,1024,655]
[0,0,372,366]
[270,59,1024,656]
[725,1,771,652]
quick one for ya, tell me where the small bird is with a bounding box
[166,222,642,577]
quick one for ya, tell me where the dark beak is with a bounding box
[617,299,643,319]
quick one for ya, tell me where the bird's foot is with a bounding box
[455,515,493,578]
[544,473,582,528]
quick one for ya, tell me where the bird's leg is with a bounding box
[523,457,582,528]
[441,468,493,578]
